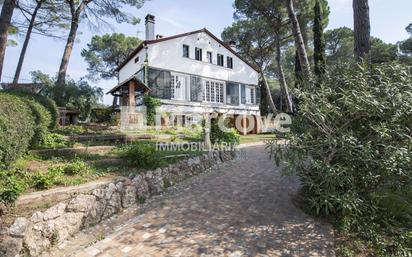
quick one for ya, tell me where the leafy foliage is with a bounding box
[210,118,240,145]
[0,93,35,168]
[41,133,71,148]
[31,71,103,119]
[81,33,141,80]
[268,62,412,256]
[144,96,161,126]
[119,142,157,169]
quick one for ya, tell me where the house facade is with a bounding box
[108,15,262,134]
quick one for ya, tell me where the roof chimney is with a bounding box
[228,40,237,51]
[145,14,155,41]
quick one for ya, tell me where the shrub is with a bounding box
[210,118,240,145]
[62,159,90,175]
[32,167,63,190]
[144,96,161,125]
[41,133,71,148]
[54,125,87,135]
[269,62,412,256]
[4,89,58,129]
[91,107,116,123]
[0,169,27,208]
[0,93,35,168]
[119,142,157,169]
[25,99,52,146]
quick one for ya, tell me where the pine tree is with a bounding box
[313,0,327,82]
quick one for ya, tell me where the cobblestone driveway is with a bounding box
[62,145,334,257]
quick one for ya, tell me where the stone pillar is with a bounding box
[128,81,136,109]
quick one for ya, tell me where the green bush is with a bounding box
[4,89,58,129]
[25,99,52,146]
[0,94,35,168]
[41,133,71,148]
[119,142,157,169]
[91,107,116,123]
[0,169,27,207]
[54,125,87,135]
[269,62,412,256]
[144,96,161,125]
[62,159,90,175]
[210,118,240,145]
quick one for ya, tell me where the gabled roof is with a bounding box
[116,28,260,73]
[107,75,151,95]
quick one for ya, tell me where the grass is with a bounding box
[239,133,277,144]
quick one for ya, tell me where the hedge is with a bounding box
[4,89,58,129]
[0,94,35,168]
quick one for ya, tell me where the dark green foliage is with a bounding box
[269,62,412,256]
[41,133,70,148]
[3,89,58,129]
[143,95,161,126]
[81,33,141,80]
[0,93,35,168]
[31,71,103,120]
[91,107,117,123]
[313,0,327,81]
[119,142,157,169]
[210,118,240,145]
[0,169,26,207]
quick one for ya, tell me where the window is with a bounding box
[227,57,233,69]
[134,56,139,63]
[195,47,202,61]
[245,86,255,104]
[217,54,224,66]
[183,45,189,58]
[207,51,213,63]
[203,80,224,103]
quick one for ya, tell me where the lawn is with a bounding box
[239,133,277,144]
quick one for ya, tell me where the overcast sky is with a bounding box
[2,0,411,105]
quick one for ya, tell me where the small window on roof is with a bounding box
[183,45,190,58]
[134,56,139,63]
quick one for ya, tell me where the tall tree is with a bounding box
[0,0,17,81]
[81,33,141,80]
[313,0,327,82]
[12,0,69,84]
[286,0,312,87]
[353,0,370,60]
[56,0,146,99]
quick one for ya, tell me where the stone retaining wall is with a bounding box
[0,151,237,257]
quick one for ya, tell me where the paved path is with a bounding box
[60,145,334,257]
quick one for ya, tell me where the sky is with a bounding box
[2,0,412,105]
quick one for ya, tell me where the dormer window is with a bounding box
[227,57,233,69]
[195,47,203,61]
[183,45,190,58]
[217,54,224,66]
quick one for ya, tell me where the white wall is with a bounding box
[119,48,147,82]
[147,31,259,85]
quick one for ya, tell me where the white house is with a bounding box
[108,14,262,134]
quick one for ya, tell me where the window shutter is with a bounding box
[241,84,246,104]
[256,87,261,105]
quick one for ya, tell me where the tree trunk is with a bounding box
[275,37,293,113]
[353,0,370,60]
[286,0,312,86]
[0,0,16,82]
[13,0,43,84]
[56,15,80,88]
[261,72,277,114]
